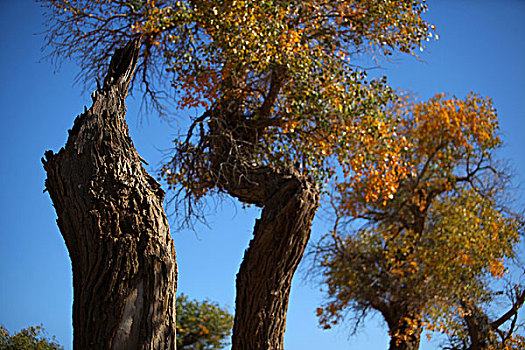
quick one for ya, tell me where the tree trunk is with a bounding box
[231,168,319,350]
[386,315,422,350]
[42,40,177,350]
[205,108,320,349]
[463,303,492,350]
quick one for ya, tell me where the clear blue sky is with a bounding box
[0,1,524,349]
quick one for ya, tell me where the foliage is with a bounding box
[313,93,524,346]
[176,293,234,350]
[40,0,436,216]
[39,1,524,347]
[442,285,525,350]
[0,325,63,350]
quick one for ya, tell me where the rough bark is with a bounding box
[42,39,177,350]
[231,168,319,350]
[205,107,320,350]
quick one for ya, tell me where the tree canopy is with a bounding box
[0,325,63,350]
[313,93,525,349]
[176,294,233,350]
[40,0,436,214]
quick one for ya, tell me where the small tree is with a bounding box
[176,294,233,350]
[0,324,63,350]
[313,94,524,350]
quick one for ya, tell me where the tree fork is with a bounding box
[42,39,177,350]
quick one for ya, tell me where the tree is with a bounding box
[0,324,63,350]
[176,294,233,350]
[313,94,525,350]
[40,1,435,348]
[42,40,177,349]
[445,286,525,350]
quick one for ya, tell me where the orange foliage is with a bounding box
[41,0,437,205]
[314,93,523,346]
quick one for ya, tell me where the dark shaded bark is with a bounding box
[464,309,491,350]
[42,40,177,350]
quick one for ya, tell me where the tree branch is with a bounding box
[491,288,525,330]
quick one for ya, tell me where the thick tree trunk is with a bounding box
[42,40,177,350]
[463,303,492,350]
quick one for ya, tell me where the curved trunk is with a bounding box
[42,40,177,350]
[231,168,319,350]
[207,110,320,349]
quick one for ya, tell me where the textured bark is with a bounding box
[206,109,320,349]
[231,168,319,350]
[42,40,177,350]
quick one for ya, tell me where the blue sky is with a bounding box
[0,1,524,349]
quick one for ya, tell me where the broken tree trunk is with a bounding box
[42,39,177,350]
